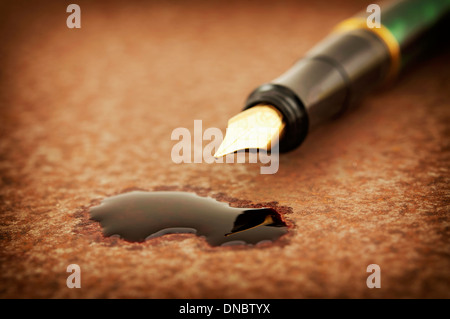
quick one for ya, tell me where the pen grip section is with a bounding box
[272,57,347,129]
[273,29,390,129]
[244,29,391,152]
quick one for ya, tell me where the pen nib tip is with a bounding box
[214,105,285,158]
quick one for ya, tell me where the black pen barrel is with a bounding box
[244,0,450,153]
[244,28,390,153]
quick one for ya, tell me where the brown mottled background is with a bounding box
[0,0,449,299]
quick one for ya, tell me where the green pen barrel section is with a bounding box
[382,0,450,44]
[381,0,450,67]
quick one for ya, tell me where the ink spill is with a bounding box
[89,191,288,246]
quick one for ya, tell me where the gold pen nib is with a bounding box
[214,105,285,158]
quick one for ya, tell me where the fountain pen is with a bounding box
[214,0,450,157]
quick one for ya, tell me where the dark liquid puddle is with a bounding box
[89,191,288,247]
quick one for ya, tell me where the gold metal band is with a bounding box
[334,17,401,82]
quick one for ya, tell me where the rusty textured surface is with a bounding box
[0,0,449,298]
